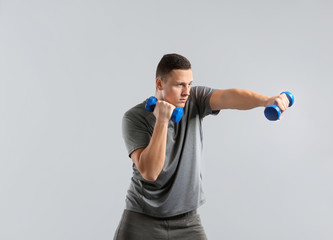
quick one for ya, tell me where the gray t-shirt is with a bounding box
[122,86,220,218]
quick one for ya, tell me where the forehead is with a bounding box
[166,69,193,83]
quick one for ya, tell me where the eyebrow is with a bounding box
[177,81,193,84]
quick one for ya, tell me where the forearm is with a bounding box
[210,88,270,110]
[137,120,168,181]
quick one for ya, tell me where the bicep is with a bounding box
[130,147,145,167]
[210,89,228,111]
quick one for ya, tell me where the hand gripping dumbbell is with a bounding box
[145,96,183,123]
[264,91,295,121]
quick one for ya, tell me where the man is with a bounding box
[114,53,290,240]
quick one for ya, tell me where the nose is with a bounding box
[182,85,191,96]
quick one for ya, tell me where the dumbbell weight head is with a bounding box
[145,96,157,112]
[171,107,183,123]
[145,96,183,123]
[264,105,282,121]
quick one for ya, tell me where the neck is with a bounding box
[155,91,164,101]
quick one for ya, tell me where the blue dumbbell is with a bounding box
[145,96,183,123]
[264,91,295,121]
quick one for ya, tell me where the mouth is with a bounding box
[179,99,187,103]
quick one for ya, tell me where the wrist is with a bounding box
[263,96,275,107]
[262,96,272,107]
[155,118,169,126]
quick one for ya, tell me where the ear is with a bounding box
[156,77,164,91]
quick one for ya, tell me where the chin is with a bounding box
[177,102,186,108]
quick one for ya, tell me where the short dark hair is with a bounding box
[156,53,191,79]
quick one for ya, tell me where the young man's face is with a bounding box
[157,69,193,108]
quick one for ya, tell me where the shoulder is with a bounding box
[189,86,216,100]
[122,100,154,127]
[123,100,146,119]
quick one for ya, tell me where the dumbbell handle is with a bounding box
[264,91,295,121]
[145,96,183,123]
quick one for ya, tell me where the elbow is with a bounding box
[137,162,159,182]
[136,152,163,182]
[137,155,162,182]
[141,172,159,182]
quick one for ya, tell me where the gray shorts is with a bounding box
[113,209,208,240]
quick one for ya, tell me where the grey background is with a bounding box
[1,0,332,239]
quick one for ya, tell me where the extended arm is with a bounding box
[210,88,290,113]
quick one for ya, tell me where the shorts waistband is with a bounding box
[124,209,198,220]
[162,209,197,220]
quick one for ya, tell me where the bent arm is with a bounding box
[210,88,271,111]
[131,119,168,182]
[130,100,175,182]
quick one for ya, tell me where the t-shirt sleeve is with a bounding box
[122,110,151,157]
[192,86,220,118]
